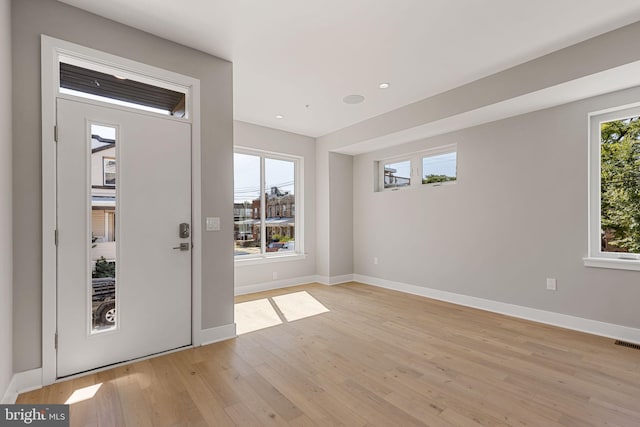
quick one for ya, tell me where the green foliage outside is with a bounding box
[422,174,456,184]
[93,256,115,278]
[601,117,640,253]
[271,233,292,242]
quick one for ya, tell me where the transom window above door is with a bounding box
[58,57,189,117]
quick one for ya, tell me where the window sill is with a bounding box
[377,181,457,193]
[583,257,640,271]
[234,253,307,267]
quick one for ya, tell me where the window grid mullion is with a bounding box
[260,156,266,254]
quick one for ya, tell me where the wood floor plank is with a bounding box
[16,282,640,426]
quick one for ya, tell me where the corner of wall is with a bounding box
[1,369,43,404]
[200,323,237,347]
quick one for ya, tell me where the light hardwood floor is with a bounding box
[18,282,640,426]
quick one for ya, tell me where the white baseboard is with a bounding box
[235,275,318,296]
[353,274,640,345]
[200,323,237,347]
[234,274,355,295]
[315,274,354,286]
[1,368,43,404]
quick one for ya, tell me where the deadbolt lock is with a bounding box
[179,223,190,238]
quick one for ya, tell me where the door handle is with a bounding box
[172,243,190,251]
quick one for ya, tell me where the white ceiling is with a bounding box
[59,0,640,138]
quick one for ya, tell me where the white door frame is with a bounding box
[41,35,203,385]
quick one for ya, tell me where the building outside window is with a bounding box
[383,159,411,189]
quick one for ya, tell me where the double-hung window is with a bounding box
[377,144,457,192]
[586,106,640,270]
[234,148,302,260]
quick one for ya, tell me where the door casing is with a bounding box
[41,35,203,385]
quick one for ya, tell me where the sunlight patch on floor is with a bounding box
[273,291,330,322]
[64,383,103,405]
[235,298,283,335]
[235,291,330,335]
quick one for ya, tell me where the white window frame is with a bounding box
[376,144,457,192]
[585,103,640,271]
[234,147,305,265]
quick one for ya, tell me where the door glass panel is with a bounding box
[90,124,117,332]
[265,158,295,254]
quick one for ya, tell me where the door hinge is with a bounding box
[54,332,58,350]
[54,229,58,246]
[54,125,58,143]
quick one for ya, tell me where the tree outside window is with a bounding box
[600,116,640,254]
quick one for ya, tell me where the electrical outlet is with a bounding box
[546,278,557,291]
[373,257,378,265]
[272,271,278,280]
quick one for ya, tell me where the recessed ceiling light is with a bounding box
[275,114,284,119]
[378,82,390,89]
[343,94,365,105]
[113,75,127,80]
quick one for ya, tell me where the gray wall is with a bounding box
[315,148,331,278]
[315,149,354,281]
[353,85,640,329]
[12,0,234,372]
[233,121,316,289]
[1,0,13,400]
[328,153,353,277]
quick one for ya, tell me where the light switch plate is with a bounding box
[206,217,220,231]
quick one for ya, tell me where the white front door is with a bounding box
[56,97,192,377]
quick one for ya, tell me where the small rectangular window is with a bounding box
[422,151,457,185]
[376,144,457,192]
[383,160,411,189]
[90,123,117,333]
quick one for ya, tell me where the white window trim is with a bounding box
[234,146,304,263]
[235,253,307,266]
[585,103,640,271]
[376,144,457,192]
[41,35,203,385]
